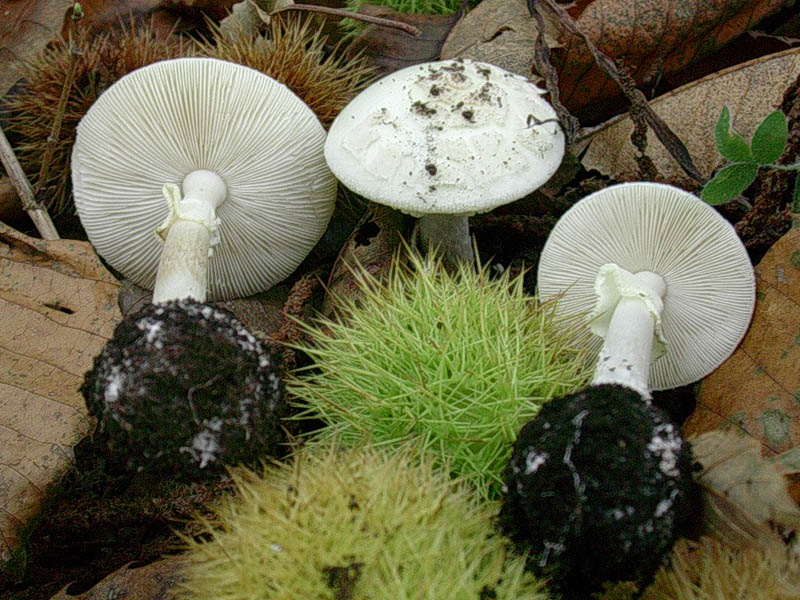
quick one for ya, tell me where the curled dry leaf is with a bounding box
[553,0,791,116]
[345,5,465,76]
[219,0,296,37]
[690,430,800,552]
[48,557,187,600]
[0,223,121,561]
[576,47,800,185]
[685,228,800,505]
[441,0,558,78]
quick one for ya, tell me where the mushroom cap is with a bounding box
[72,57,336,301]
[537,182,755,391]
[324,58,565,217]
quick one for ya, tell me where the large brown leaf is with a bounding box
[554,0,791,115]
[0,223,121,561]
[441,0,548,77]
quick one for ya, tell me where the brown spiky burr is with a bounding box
[195,15,377,128]
[1,21,190,215]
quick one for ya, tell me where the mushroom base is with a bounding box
[499,384,695,599]
[81,300,286,477]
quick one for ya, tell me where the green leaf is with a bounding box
[715,106,753,162]
[702,163,759,205]
[793,174,800,213]
[751,110,788,164]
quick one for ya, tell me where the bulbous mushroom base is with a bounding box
[499,384,695,599]
[81,300,286,477]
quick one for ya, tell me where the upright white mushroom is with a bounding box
[324,58,565,267]
[72,57,336,302]
[537,182,755,398]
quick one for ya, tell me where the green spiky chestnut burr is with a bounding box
[178,444,552,600]
[287,251,594,499]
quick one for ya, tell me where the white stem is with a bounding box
[590,269,666,399]
[152,170,226,303]
[417,213,474,268]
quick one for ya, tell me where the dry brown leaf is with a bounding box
[68,1,239,37]
[577,48,800,184]
[72,0,162,29]
[345,5,464,76]
[554,0,791,115]
[441,0,554,77]
[0,0,66,98]
[49,557,187,600]
[691,430,800,551]
[0,223,121,561]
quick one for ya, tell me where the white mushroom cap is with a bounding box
[72,57,336,301]
[324,58,565,216]
[537,182,755,391]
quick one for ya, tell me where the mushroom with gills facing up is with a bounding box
[500,182,756,598]
[323,58,565,268]
[72,57,336,303]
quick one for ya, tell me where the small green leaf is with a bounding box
[751,110,788,164]
[702,163,759,205]
[715,106,753,162]
[793,174,800,213]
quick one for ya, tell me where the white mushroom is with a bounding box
[537,182,755,398]
[324,58,565,267]
[72,57,336,302]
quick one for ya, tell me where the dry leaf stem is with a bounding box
[528,5,580,144]
[0,125,59,239]
[528,0,704,183]
[271,4,421,37]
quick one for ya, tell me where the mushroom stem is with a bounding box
[590,267,666,399]
[417,214,474,268]
[153,170,227,303]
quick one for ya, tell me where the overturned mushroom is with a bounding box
[536,181,755,396]
[324,58,564,267]
[500,182,755,597]
[72,57,336,302]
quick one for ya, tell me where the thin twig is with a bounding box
[271,3,421,37]
[0,125,59,239]
[529,0,704,183]
[36,4,84,201]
